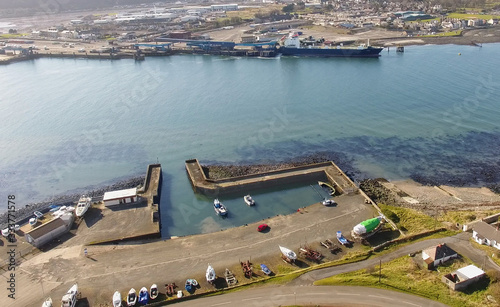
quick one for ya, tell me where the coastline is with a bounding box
[1,27,499,66]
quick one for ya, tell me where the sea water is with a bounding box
[1,43,499,236]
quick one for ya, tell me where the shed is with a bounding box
[25,213,74,248]
[442,265,485,291]
[103,188,138,206]
[422,243,458,269]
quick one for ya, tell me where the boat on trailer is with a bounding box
[260,264,272,275]
[112,291,121,307]
[138,287,148,305]
[42,297,53,307]
[337,231,349,246]
[150,284,158,300]
[279,245,297,261]
[206,264,216,284]
[75,195,92,218]
[127,288,137,306]
[61,283,78,307]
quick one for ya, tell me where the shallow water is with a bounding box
[1,43,499,236]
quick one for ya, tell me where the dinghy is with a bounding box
[112,291,121,307]
[206,264,216,284]
[138,287,149,305]
[127,288,137,306]
[150,284,158,300]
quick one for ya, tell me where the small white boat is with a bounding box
[1,228,10,237]
[75,195,92,218]
[213,199,228,216]
[112,291,122,307]
[29,217,38,227]
[150,284,158,300]
[243,195,255,206]
[127,288,137,306]
[279,245,297,260]
[206,264,216,283]
[42,297,53,307]
[177,290,183,298]
[34,211,44,219]
[61,283,78,307]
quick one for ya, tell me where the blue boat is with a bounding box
[260,264,271,275]
[185,279,198,293]
[138,287,148,305]
[337,231,349,246]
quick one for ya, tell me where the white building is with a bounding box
[442,265,485,291]
[103,188,138,206]
[25,213,74,248]
[472,221,500,250]
[211,4,238,11]
[422,243,458,269]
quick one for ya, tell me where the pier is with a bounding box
[185,159,359,196]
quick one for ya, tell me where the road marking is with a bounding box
[369,295,392,300]
[274,294,294,297]
[337,293,361,296]
[402,302,421,307]
[211,302,232,306]
[242,297,262,301]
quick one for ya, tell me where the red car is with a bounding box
[258,224,268,232]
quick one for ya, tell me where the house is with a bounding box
[442,264,485,291]
[103,188,138,207]
[422,243,458,269]
[472,221,500,249]
[25,213,74,248]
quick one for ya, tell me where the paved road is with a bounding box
[172,285,448,307]
[290,232,500,285]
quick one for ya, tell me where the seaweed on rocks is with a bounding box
[359,179,399,206]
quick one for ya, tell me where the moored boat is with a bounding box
[243,195,255,206]
[206,264,216,283]
[279,245,297,260]
[213,199,228,216]
[127,288,137,306]
[61,283,78,307]
[318,181,335,195]
[150,284,158,300]
[112,291,122,307]
[277,32,383,58]
[321,198,336,206]
[138,287,148,305]
[75,195,92,218]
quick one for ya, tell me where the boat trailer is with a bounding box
[241,260,253,278]
[299,246,324,263]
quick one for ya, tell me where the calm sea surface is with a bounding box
[1,44,500,237]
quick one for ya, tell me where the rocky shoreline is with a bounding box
[0,175,144,229]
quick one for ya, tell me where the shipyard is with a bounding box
[2,1,500,307]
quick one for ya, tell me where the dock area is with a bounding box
[0,164,162,268]
[185,159,359,196]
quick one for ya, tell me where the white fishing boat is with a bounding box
[127,288,137,306]
[279,245,297,260]
[75,195,92,218]
[206,264,216,283]
[321,198,336,206]
[213,199,228,216]
[112,291,122,307]
[61,283,78,307]
[42,297,53,307]
[243,194,255,206]
[150,284,158,300]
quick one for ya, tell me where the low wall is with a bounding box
[185,159,355,196]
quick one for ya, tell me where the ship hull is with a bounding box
[278,46,383,57]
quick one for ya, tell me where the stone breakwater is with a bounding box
[0,176,144,229]
[203,152,357,180]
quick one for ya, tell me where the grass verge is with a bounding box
[315,255,499,307]
[378,203,443,234]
